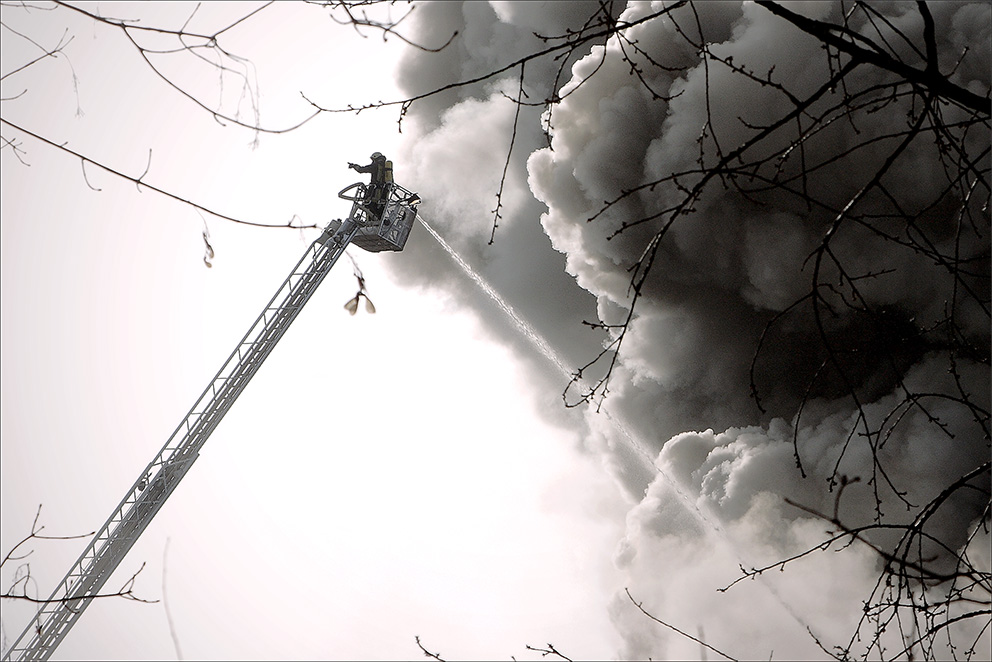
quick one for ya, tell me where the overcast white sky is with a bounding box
[2,2,990,661]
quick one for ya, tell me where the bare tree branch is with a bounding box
[0,117,316,230]
[414,635,445,662]
[2,505,157,606]
[625,589,739,662]
[755,1,990,116]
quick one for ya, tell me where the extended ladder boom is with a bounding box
[3,182,420,661]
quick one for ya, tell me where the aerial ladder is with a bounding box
[2,180,422,661]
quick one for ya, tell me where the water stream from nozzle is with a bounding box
[416,215,574,379]
[417,213,667,474]
[414,212,821,642]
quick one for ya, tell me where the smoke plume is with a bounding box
[391,2,991,658]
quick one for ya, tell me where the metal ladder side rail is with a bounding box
[12,451,193,660]
[19,455,196,661]
[188,238,336,392]
[3,220,361,661]
[150,220,356,466]
[5,225,355,660]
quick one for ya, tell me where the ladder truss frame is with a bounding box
[3,182,419,661]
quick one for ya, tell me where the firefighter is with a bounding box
[348,152,393,219]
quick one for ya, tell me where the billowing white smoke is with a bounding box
[392,1,990,658]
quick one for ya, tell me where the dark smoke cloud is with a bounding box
[391,1,615,402]
[391,2,990,658]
